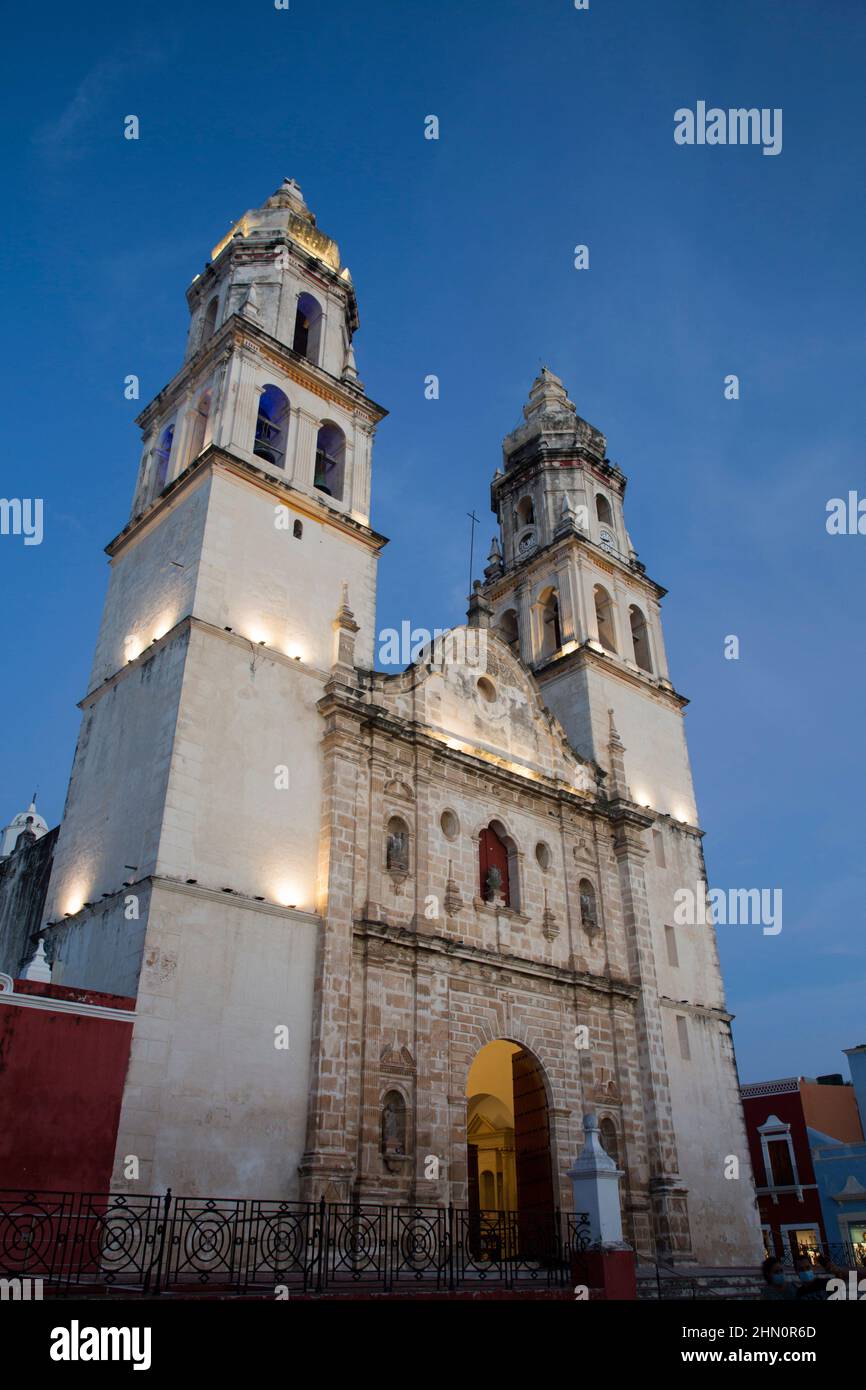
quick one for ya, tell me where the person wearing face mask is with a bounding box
[794,1253,829,1300]
[761,1257,794,1300]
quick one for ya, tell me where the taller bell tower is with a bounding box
[41,181,387,1196]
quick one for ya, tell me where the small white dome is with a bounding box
[1,799,49,857]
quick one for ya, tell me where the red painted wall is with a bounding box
[742,1088,825,1252]
[0,981,134,1192]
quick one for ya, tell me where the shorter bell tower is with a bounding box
[482,367,696,828]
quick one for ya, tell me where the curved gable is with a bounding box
[379,627,596,793]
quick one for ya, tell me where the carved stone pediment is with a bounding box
[384,776,414,801]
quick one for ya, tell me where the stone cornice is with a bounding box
[483,530,667,605]
[533,640,689,713]
[79,614,330,709]
[106,445,388,560]
[659,995,734,1025]
[354,918,638,1002]
[135,313,387,434]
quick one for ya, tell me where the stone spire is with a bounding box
[332,583,360,677]
[523,366,576,425]
[502,367,607,466]
[484,536,503,581]
[606,709,631,801]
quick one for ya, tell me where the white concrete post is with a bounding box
[568,1112,628,1246]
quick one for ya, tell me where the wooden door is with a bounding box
[512,1047,555,1256]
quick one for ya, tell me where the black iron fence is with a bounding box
[0,1189,591,1296]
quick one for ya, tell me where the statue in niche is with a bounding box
[381,1093,406,1156]
[485,866,503,903]
[386,827,409,874]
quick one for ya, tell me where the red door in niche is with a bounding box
[479,825,510,904]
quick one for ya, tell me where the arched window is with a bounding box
[599,1117,620,1167]
[517,496,535,528]
[254,384,290,469]
[480,821,519,909]
[292,519,303,539]
[200,297,218,344]
[498,609,519,652]
[593,585,617,653]
[293,292,323,363]
[153,424,175,494]
[579,878,598,933]
[596,493,613,526]
[315,422,346,500]
[386,816,410,874]
[629,604,653,673]
[540,589,562,660]
[186,389,212,466]
[381,1090,407,1156]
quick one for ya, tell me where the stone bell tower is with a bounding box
[481,368,761,1264]
[39,180,388,1197]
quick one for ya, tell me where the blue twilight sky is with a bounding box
[1,0,864,1083]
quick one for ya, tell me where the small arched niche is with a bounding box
[517,496,535,528]
[314,422,346,501]
[497,608,520,653]
[480,820,520,910]
[593,585,617,654]
[539,588,562,660]
[595,493,613,527]
[629,604,653,673]
[153,423,175,495]
[381,1089,408,1158]
[186,388,212,466]
[293,292,323,364]
[386,815,410,876]
[199,296,219,344]
[599,1116,620,1167]
[579,878,598,934]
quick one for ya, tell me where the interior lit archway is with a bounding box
[466,1039,555,1228]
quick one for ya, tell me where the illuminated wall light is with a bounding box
[274,883,301,910]
[123,635,143,663]
[152,613,175,643]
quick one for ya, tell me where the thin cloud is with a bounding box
[33,40,169,158]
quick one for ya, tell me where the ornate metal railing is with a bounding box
[0,1190,591,1296]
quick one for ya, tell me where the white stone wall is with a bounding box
[88,476,208,692]
[193,469,378,671]
[663,1001,764,1264]
[110,882,318,1198]
[542,661,699,824]
[44,633,189,927]
[157,625,324,911]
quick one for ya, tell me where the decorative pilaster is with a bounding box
[299,689,367,1200]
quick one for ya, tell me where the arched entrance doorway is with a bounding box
[466,1040,556,1259]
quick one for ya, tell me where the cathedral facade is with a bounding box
[36,180,761,1265]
